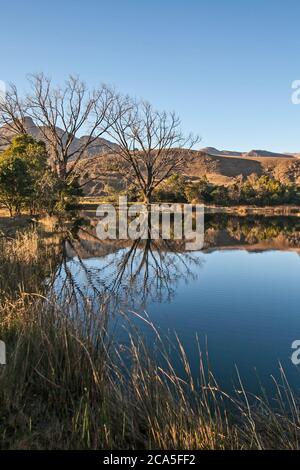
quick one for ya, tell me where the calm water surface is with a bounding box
[1,213,290,393]
[51,214,300,395]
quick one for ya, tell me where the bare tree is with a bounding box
[0,84,28,147]
[0,77,198,197]
[106,100,200,204]
[0,74,123,184]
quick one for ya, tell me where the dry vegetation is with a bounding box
[77,151,300,196]
[0,230,300,450]
[1,294,300,450]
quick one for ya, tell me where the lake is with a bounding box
[46,212,300,398]
[2,211,298,397]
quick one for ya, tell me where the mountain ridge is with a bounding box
[1,119,300,195]
[0,117,119,158]
[0,119,298,160]
[199,146,297,159]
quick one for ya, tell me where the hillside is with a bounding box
[185,150,300,186]
[1,119,300,195]
[77,148,300,195]
[0,117,118,157]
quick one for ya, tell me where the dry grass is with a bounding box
[0,293,300,449]
[37,215,60,231]
[0,229,59,297]
[0,230,39,263]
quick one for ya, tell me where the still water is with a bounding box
[53,213,300,395]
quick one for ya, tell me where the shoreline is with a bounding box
[204,204,300,216]
[73,201,300,217]
[1,203,300,223]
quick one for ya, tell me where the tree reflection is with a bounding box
[3,213,300,318]
[54,224,203,314]
[52,213,300,315]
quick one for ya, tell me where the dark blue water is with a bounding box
[55,214,300,396]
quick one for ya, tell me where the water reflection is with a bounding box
[55,226,203,313]
[204,214,300,252]
[2,213,300,392]
[2,214,300,304]
[44,213,300,320]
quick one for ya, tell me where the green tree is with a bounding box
[0,134,48,215]
[185,176,214,203]
[0,154,33,215]
[154,174,187,202]
[210,185,229,205]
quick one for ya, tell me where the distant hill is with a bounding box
[200,147,243,157]
[199,147,294,159]
[77,148,300,195]
[0,117,119,158]
[244,149,292,158]
[1,120,300,195]
[186,149,300,187]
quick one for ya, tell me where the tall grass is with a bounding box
[0,231,300,449]
[1,293,300,449]
[0,229,60,297]
[1,230,39,263]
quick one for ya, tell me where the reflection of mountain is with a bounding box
[204,229,300,253]
[50,214,300,313]
[204,215,300,254]
[1,212,298,315]
[63,214,300,259]
[65,226,188,259]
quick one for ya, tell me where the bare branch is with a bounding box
[105,98,200,203]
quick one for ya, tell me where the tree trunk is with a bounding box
[143,189,153,206]
[57,161,67,181]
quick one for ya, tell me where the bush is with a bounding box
[184,175,300,207]
[153,174,187,203]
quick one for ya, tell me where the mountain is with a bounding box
[199,147,294,159]
[244,149,292,158]
[1,119,300,195]
[200,147,243,157]
[0,117,118,157]
[77,147,300,195]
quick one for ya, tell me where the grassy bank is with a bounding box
[205,204,300,216]
[2,201,300,220]
[0,231,300,450]
[1,291,300,450]
[72,198,300,217]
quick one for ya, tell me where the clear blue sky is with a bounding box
[2,0,300,152]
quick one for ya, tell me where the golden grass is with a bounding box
[0,293,300,449]
[37,215,60,231]
[0,230,39,263]
[0,229,60,298]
